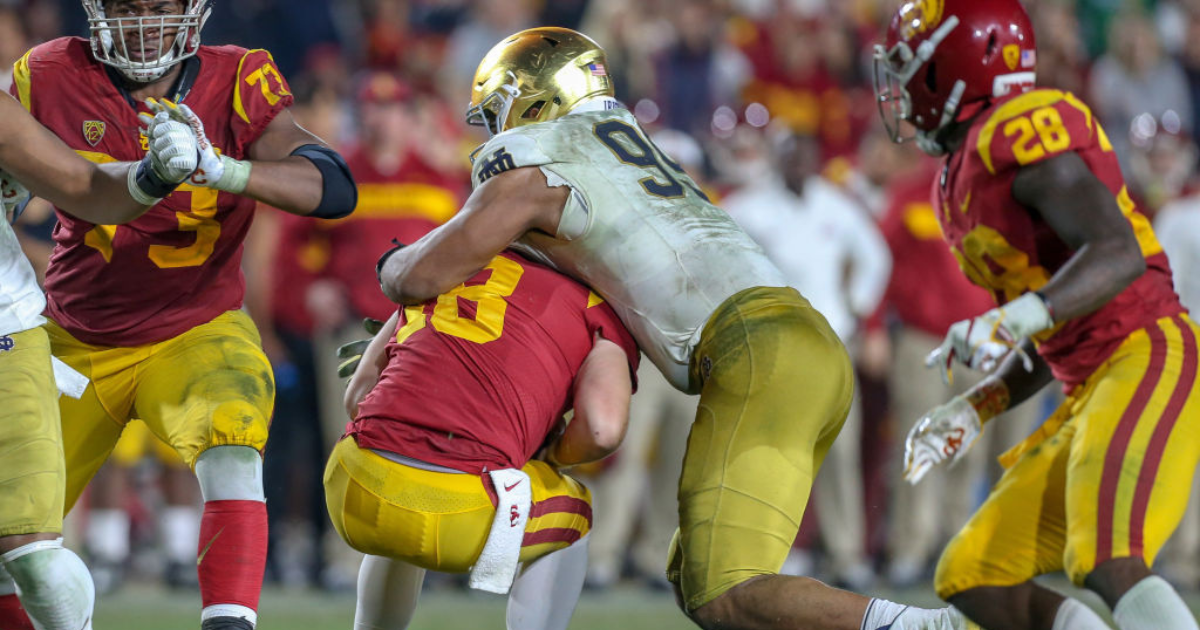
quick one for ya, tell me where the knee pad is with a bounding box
[195,446,265,503]
[1,538,95,630]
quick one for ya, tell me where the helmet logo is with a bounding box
[898,0,944,41]
[1003,45,1020,71]
[83,120,106,147]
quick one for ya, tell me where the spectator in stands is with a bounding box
[1090,11,1191,171]
[723,127,890,589]
[652,0,750,136]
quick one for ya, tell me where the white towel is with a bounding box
[469,467,532,594]
[51,357,87,400]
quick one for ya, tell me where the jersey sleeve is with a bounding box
[581,291,641,388]
[230,49,294,155]
[974,90,1109,176]
[469,130,553,188]
[10,49,33,110]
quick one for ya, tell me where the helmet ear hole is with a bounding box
[924,62,937,93]
[521,101,548,119]
[984,30,999,62]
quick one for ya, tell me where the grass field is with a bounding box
[94,578,1200,629]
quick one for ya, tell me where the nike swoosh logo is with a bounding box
[504,480,521,492]
[196,526,226,567]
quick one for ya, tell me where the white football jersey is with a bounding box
[470,105,787,393]
[0,217,45,336]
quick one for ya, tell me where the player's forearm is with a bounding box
[56,162,148,224]
[966,339,1054,422]
[240,156,325,215]
[1037,238,1145,324]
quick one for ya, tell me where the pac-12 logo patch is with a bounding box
[0,335,13,352]
[83,121,106,147]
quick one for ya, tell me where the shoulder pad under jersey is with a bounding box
[470,127,554,189]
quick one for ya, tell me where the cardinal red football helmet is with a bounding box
[874,0,1036,154]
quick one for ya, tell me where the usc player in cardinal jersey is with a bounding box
[876,0,1200,628]
[4,1,357,629]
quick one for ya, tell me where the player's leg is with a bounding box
[935,416,1107,630]
[670,287,962,630]
[505,461,594,630]
[353,555,425,630]
[135,311,274,630]
[1068,316,1200,629]
[0,327,98,630]
[508,535,590,630]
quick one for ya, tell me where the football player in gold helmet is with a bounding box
[377,27,970,630]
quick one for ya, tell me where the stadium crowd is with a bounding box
[7,0,1200,602]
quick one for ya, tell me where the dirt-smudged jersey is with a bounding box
[937,88,1184,386]
[349,251,640,473]
[12,37,293,346]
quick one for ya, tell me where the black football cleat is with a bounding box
[200,616,254,630]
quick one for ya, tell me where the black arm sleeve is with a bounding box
[290,144,357,219]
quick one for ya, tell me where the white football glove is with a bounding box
[903,396,982,485]
[141,98,251,193]
[139,110,200,184]
[926,292,1053,384]
[1,170,30,224]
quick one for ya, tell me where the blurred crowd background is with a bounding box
[8,0,1200,604]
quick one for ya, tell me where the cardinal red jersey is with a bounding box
[937,88,1183,386]
[348,251,640,474]
[326,149,465,321]
[12,37,293,346]
[878,158,995,337]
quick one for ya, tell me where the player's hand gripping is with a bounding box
[336,318,386,378]
[903,396,982,485]
[926,292,1054,383]
[142,98,251,193]
[1,170,30,224]
[137,104,200,186]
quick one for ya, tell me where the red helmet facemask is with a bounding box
[873,0,1037,155]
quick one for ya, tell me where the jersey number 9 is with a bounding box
[593,121,708,201]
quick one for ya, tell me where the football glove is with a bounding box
[903,396,982,485]
[138,109,200,185]
[1,171,30,224]
[142,98,252,193]
[926,292,1053,384]
[336,318,386,378]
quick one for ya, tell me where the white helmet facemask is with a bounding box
[82,0,212,83]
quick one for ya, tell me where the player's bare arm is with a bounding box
[1012,151,1147,320]
[0,92,195,224]
[239,109,338,215]
[546,334,633,468]
[148,99,355,219]
[379,166,567,305]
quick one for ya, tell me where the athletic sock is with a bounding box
[197,500,267,628]
[1,539,95,630]
[1112,575,1199,630]
[1052,598,1110,630]
[862,598,973,630]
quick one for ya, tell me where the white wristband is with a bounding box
[215,155,252,193]
[1000,292,1054,339]
[126,164,162,206]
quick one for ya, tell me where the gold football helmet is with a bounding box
[466,27,614,136]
